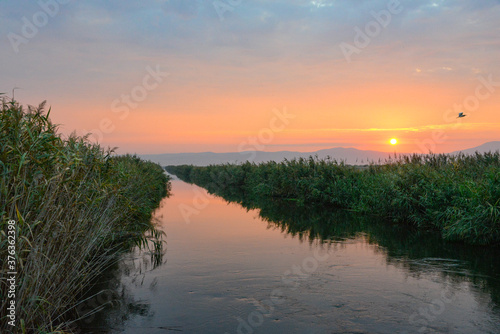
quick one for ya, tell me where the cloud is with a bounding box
[1,0,499,153]
[288,123,500,134]
[4,0,498,70]
[160,0,201,19]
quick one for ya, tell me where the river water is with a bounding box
[80,178,500,333]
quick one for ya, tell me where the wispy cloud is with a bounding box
[287,123,500,133]
[1,0,499,153]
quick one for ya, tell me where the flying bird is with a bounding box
[457,112,466,118]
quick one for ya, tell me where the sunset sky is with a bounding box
[1,0,499,154]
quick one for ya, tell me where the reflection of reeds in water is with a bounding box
[223,185,500,315]
[166,161,500,312]
[76,245,167,333]
[165,152,500,245]
[0,98,170,333]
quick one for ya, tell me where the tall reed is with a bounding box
[166,152,500,245]
[0,98,170,333]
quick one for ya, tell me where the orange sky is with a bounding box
[2,1,499,154]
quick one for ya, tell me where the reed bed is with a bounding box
[0,98,170,333]
[166,152,500,245]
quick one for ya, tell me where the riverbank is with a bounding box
[0,99,170,333]
[165,153,500,245]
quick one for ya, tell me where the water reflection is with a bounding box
[77,238,166,333]
[78,180,500,333]
[220,189,500,312]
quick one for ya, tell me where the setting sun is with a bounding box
[390,138,398,145]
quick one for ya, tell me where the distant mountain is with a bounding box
[451,141,500,155]
[140,141,500,167]
[140,147,399,166]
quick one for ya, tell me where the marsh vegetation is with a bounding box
[0,98,170,333]
[166,152,500,245]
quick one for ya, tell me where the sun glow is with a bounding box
[390,138,398,145]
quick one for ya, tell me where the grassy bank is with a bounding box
[165,153,500,245]
[0,98,170,333]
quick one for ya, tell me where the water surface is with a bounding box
[81,178,500,333]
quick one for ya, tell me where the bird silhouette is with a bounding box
[457,112,466,118]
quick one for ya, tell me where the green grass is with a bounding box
[166,152,500,245]
[0,98,171,333]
